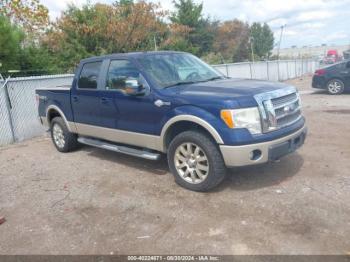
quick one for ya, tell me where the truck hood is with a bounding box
[172,78,292,108]
[176,78,288,97]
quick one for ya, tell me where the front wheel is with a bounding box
[167,131,226,192]
[327,79,344,95]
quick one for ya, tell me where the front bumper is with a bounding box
[220,125,307,167]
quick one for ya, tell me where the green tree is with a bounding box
[0,0,49,38]
[20,45,60,75]
[170,0,203,28]
[44,1,167,71]
[213,19,250,62]
[250,22,274,59]
[0,15,24,72]
[160,23,194,53]
[170,0,214,56]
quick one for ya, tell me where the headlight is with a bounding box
[221,107,262,134]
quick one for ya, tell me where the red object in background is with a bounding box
[327,50,338,56]
[324,49,342,64]
[0,217,6,225]
[314,69,326,76]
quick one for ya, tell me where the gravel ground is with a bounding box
[0,76,350,255]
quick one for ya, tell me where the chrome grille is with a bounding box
[272,93,301,128]
[254,86,302,133]
[277,109,301,127]
[271,93,297,107]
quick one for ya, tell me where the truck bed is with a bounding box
[36,87,74,125]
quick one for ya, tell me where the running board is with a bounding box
[77,137,161,160]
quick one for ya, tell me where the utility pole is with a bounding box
[277,24,286,60]
[249,37,255,63]
[2,75,16,142]
[154,35,158,51]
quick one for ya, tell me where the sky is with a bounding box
[41,0,350,49]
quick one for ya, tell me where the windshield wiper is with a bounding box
[163,81,197,89]
[203,76,225,82]
[163,76,225,89]
[191,76,226,84]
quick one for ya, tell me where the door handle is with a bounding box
[72,96,78,102]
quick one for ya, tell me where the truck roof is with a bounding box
[80,51,186,63]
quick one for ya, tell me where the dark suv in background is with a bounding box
[312,60,350,94]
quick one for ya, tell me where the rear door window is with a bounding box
[78,61,102,89]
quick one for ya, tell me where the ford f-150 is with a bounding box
[36,51,307,191]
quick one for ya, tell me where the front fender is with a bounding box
[157,105,228,150]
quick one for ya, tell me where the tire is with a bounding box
[167,130,226,192]
[50,117,78,152]
[327,79,345,95]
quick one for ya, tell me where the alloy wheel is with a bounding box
[53,123,65,148]
[328,80,343,94]
[174,142,209,184]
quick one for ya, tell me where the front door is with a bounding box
[101,59,159,135]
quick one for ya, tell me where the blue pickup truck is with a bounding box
[36,51,307,191]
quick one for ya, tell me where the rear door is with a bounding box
[71,60,105,127]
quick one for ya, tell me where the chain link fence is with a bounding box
[0,59,318,146]
[0,74,74,146]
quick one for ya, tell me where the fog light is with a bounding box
[249,149,262,161]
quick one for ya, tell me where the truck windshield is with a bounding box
[137,53,224,88]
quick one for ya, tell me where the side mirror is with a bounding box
[88,75,97,82]
[124,79,146,96]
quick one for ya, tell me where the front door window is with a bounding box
[106,60,147,94]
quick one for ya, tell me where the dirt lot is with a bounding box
[0,76,350,255]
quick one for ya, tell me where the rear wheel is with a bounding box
[327,79,344,95]
[168,131,226,191]
[50,117,78,152]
